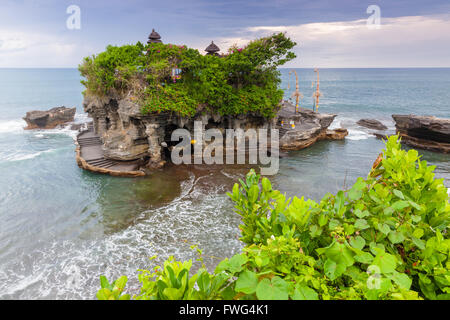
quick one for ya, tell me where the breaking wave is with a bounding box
[0,119,27,134]
[0,172,242,300]
[328,116,394,141]
[3,149,58,162]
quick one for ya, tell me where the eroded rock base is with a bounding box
[393,115,450,153]
[80,95,348,175]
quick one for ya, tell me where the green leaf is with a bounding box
[318,214,328,227]
[166,266,178,288]
[227,254,248,273]
[196,271,211,293]
[350,236,366,250]
[235,270,258,294]
[419,274,437,300]
[373,251,397,274]
[412,228,424,239]
[261,178,272,192]
[292,285,319,300]
[100,276,111,290]
[348,188,363,201]
[355,219,370,230]
[309,224,322,237]
[383,207,394,216]
[329,219,341,229]
[393,189,405,200]
[96,288,111,300]
[354,252,374,264]
[388,231,405,244]
[408,201,422,211]
[231,183,239,199]
[215,258,230,273]
[163,287,184,300]
[391,200,410,211]
[334,191,346,215]
[354,209,369,218]
[411,237,425,250]
[378,223,390,235]
[353,178,367,191]
[248,185,259,203]
[113,276,128,292]
[324,259,346,280]
[369,242,385,255]
[322,241,355,267]
[391,272,412,290]
[255,277,289,300]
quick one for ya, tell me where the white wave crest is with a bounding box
[0,113,89,139]
[346,129,372,141]
[4,149,57,162]
[329,116,393,141]
[0,180,242,299]
[74,113,90,124]
[0,119,26,134]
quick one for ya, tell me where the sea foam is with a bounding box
[328,116,393,141]
[4,149,57,162]
[0,113,88,139]
[0,119,27,134]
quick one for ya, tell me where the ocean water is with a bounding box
[0,68,448,299]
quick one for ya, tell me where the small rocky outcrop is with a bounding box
[23,107,76,129]
[325,128,348,140]
[278,104,345,150]
[357,119,388,131]
[392,114,450,153]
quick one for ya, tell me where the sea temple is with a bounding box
[76,30,348,176]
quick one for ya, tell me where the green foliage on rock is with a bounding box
[79,33,296,118]
[97,136,450,300]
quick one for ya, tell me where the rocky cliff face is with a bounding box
[83,94,278,168]
[82,95,344,168]
[393,114,450,153]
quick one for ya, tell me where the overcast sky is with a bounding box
[0,0,449,68]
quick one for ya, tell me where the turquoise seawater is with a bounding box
[0,68,448,299]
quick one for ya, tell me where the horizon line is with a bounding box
[1,66,450,69]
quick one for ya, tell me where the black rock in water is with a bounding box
[357,119,388,131]
[392,114,450,153]
[23,107,76,130]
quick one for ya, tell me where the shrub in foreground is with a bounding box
[97,136,450,300]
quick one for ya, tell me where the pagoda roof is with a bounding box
[148,29,162,43]
[205,41,220,53]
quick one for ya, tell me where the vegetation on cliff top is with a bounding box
[97,136,450,300]
[79,33,296,118]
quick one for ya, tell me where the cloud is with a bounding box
[0,30,95,68]
[215,14,450,67]
[0,36,27,52]
[1,11,449,68]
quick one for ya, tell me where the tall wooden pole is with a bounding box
[289,70,302,113]
[314,68,320,112]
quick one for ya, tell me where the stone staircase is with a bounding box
[77,124,122,170]
[77,136,102,147]
[85,157,120,169]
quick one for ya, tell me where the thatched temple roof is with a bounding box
[205,41,220,55]
[148,29,162,43]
